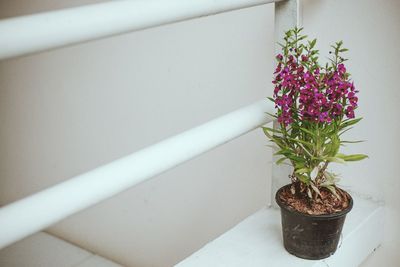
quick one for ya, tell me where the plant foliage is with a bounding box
[264,27,367,200]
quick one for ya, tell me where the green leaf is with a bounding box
[262,126,282,134]
[339,127,354,136]
[262,127,273,139]
[297,143,314,158]
[299,127,316,137]
[263,127,284,143]
[340,118,362,130]
[287,137,314,147]
[274,148,293,156]
[297,174,310,184]
[336,153,368,161]
[309,38,317,49]
[295,167,310,174]
[270,135,288,149]
[340,140,365,144]
[294,161,306,170]
[329,134,341,157]
[265,112,277,119]
[287,154,306,163]
[326,157,346,164]
[276,157,287,165]
[267,97,275,103]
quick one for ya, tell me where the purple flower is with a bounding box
[272,45,358,126]
[338,63,346,74]
[346,106,355,118]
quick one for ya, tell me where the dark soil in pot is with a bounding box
[275,184,353,260]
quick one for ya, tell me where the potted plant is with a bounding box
[263,27,367,260]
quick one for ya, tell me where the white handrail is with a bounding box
[0,99,274,249]
[0,0,281,60]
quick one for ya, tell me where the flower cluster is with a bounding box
[272,34,359,126]
[264,27,367,201]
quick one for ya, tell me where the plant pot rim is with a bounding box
[275,184,353,219]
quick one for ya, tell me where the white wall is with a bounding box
[0,1,275,266]
[301,0,400,266]
[2,1,398,266]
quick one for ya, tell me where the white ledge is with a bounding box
[0,232,121,267]
[176,195,383,267]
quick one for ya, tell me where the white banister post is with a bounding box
[271,0,302,207]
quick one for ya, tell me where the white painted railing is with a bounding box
[0,0,284,250]
[0,100,274,249]
[0,0,281,60]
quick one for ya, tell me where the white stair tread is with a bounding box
[0,232,121,267]
[75,255,121,267]
[176,195,383,267]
